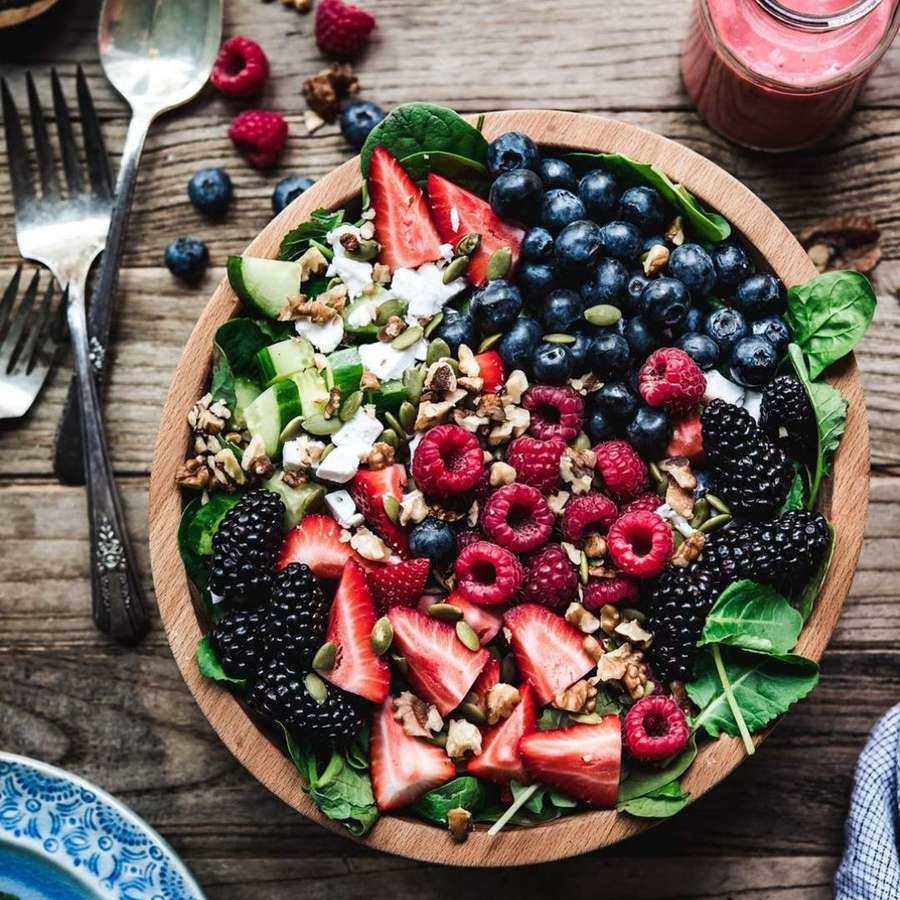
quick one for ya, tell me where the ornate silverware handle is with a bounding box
[54,112,152,486]
[67,277,149,644]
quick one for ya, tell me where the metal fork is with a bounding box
[0,267,64,420]
[1,68,148,644]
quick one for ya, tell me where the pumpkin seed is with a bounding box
[303,413,343,436]
[584,304,622,327]
[345,237,380,261]
[339,390,363,422]
[673,531,684,548]
[456,620,481,651]
[500,653,518,684]
[579,553,589,585]
[455,232,481,257]
[424,312,443,339]
[706,493,731,515]
[428,602,463,623]
[486,247,512,281]
[402,365,426,404]
[649,461,666,488]
[391,324,424,351]
[374,298,406,325]
[399,401,417,432]
[442,255,469,284]
[370,617,393,656]
[382,494,401,525]
[426,337,451,365]
[543,333,575,345]
[279,415,305,444]
[690,497,709,528]
[311,641,336,671]
[699,513,732,533]
[391,653,408,677]
[384,410,406,436]
[428,731,448,748]
[304,672,328,704]
[573,431,591,451]
[380,428,399,448]
[478,333,502,353]
[318,443,334,461]
[459,701,486,726]
[622,607,647,624]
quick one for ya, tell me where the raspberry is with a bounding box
[560,492,618,543]
[481,484,554,553]
[520,545,578,610]
[523,385,584,443]
[228,110,288,169]
[210,36,269,97]
[412,425,485,498]
[454,541,524,606]
[455,529,483,552]
[607,510,673,578]
[623,696,690,761]
[638,348,706,413]
[593,440,649,501]
[507,436,566,494]
[315,0,376,58]
[618,493,662,519]
[582,575,640,610]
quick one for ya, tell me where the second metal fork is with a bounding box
[2,68,148,643]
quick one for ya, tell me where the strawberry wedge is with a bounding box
[368,558,430,613]
[467,682,536,785]
[417,591,504,645]
[428,173,524,286]
[519,718,622,808]
[277,514,357,579]
[388,606,489,715]
[320,559,390,704]
[370,696,456,812]
[469,655,500,709]
[368,147,444,271]
[475,350,505,394]
[503,604,595,706]
[351,464,409,557]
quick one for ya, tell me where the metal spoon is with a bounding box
[53,0,223,484]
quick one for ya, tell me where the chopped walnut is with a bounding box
[283,435,325,472]
[241,435,275,478]
[445,719,482,759]
[452,409,489,433]
[175,456,211,491]
[599,603,621,636]
[187,393,228,435]
[569,372,603,396]
[593,643,633,683]
[415,389,467,430]
[277,295,342,324]
[447,807,473,844]
[349,526,392,562]
[322,387,342,419]
[561,542,584,568]
[467,500,480,528]
[489,461,517,487]
[588,562,618,580]
[365,442,395,470]
[486,683,521,725]
[547,491,570,515]
[297,246,329,280]
[393,691,443,738]
[622,658,651,700]
[560,447,595,495]
[399,489,430,526]
[457,375,484,394]
[475,393,506,423]
[643,243,670,276]
[583,634,604,662]
[672,530,706,567]
[456,344,480,378]
[615,618,653,647]
[553,679,597,714]
[502,369,529,405]
[665,215,685,246]
[377,315,406,342]
[281,469,308,488]
[372,262,391,284]
[584,533,607,560]
[565,602,601,634]
[488,405,529,446]
[660,456,696,517]
[360,371,380,391]
[424,360,457,397]
[301,63,359,122]
[209,448,246,488]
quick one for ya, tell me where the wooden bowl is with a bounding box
[148,110,870,866]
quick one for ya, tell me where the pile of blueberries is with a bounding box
[435,130,793,457]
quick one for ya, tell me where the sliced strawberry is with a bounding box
[320,559,390,704]
[503,604,595,706]
[350,464,409,556]
[519,718,622,808]
[388,606,489,716]
[368,147,443,271]
[415,592,504,645]
[277,514,356,579]
[467,682,536,785]
[367,558,430,613]
[427,173,524,286]
[475,350,505,394]
[469,655,500,709]
[666,413,704,462]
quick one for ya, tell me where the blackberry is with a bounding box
[249,658,366,742]
[645,565,722,682]
[262,563,330,668]
[701,400,793,519]
[209,607,268,679]
[760,375,816,461]
[209,490,285,605]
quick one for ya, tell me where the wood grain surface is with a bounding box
[1,0,898,893]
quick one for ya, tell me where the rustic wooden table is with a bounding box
[1,0,898,896]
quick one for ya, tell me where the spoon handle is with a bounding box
[53,110,153,485]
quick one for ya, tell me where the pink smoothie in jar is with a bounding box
[682,0,900,150]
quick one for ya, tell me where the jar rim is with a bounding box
[754,0,884,31]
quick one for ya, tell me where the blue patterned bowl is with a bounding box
[0,754,205,899]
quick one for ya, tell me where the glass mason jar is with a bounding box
[681,0,900,151]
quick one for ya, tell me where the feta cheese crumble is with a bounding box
[358,337,428,380]
[326,223,374,299]
[742,389,763,422]
[656,502,695,538]
[389,263,465,324]
[315,445,362,484]
[332,407,384,458]
[703,370,746,407]
[325,489,364,528]
[294,315,344,353]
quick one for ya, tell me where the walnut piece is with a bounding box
[665,215,685,246]
[565,602,601,634]
[301,63,359,122]
[583,533,607,560]
[672,530,706,567]
[489,461,517,487]
[175,456,211,491]
[393,691,443,738]
[486,683,521,725]
[547,490,570,515]
[643,243,670,276]
[399,490,430,526]
[415,389,467,431]
[187,392,229,435]
[447,807,473,844]
[445,719,482,759]
[281,469,308,488]
[377,315,406,342]
[660,456,696,518]
[360,371,381,391]
[560,447,595,495]
[457,344,480,378]
[475,393,506,423]
[372,262,391,284]
[366,442,395,470]
[553,679,597,714]
[424,360,457,397]
[349,526,392,562]
[599,603,621,636]
[457,375,484,394]
[452,409,489,433]
[241,435,275,478]
[278,296,342,324]
[614,618,653,647]
[502,369,529,405]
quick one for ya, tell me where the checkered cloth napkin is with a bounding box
[835,703,900,899]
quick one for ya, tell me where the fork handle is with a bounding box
[67,280,149,645]
[54,110,152,485]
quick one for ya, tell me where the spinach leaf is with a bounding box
[565,152,731,243]
[399,150,491,195]
[618,737,697,802]
[618,780,691,818]
[360,103,489,176]
[537,708,571,730]
[797,522,835,621]
[210,351,235,410]
[699,580,803,655]
[411,776,487,825]
[279,208,345,261]
[214,319,272,378]
[196,635,246,687]
[780,470,806,512]
[785,270,876,379]
[688,645,819,741]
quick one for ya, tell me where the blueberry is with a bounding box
[676,332,719,370]
[489,168,543,224]
[626,272,650,313]
[587,407,619,443]
[590,332,631,379]
[623,315,658,360]
[538,157,578,191]
[626,405,672,459]
[498,317,543,371]
[272,174,315,214]
[435,308,477,355]
[594,381,639,422]
[713,241,754,293]
[704,306,748,351]
[470,280,524,334]
[521,226,555,261]
[680,305,705,334]
[409,517,457,567]
[668,242,716,298]
[729,335,779,388]
[569,329,594,375]
[641,277,690,331]
[733,273,785,317]
[164,237,209,284]
[541,288,582,333]
[516,261,558,303]
[187,168,233,217]
[578,169,620,221]
[532,342,573,384]
[642,234,669,253]
[582,257,628,307]
[540,189,587,234]
[487,132,541,175]
[751,314,791,357]
[598,221,642,260]
[555,220,602,274]
[339,100,386,150]
[619,186,667,234]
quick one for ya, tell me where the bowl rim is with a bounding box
[148,109,870,867]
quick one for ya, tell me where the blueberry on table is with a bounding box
[521,226,555,261]
[498,317,543,371]
[594,381,639,422]
[542,288,583,332]
[489,168,543,224]
[668,242,717,298]
[626,405,672,459]
[339,100,386,150]
[578,168,620,221]
[729,334,779,387]
[435,308,477,355]
[568,329,594,375]
[619,185,667,234]
[470,279,524,333]
[165,237,209,284]
[409,517,457,567]
[538,157,578,191]
[598,220,642,260]
[704,306,748,351]
[487,131,541,175]
[590,331,632,379]
[751,314,792,357]
[187,167,233,217]
[532,341,573,384]
[582,257,628,307]
[676,332,720,370]
[540,188,587,235]
[641,277,690,331]
[587,406,619,443]
[516,260,557,302]
[555,219,602,273]
[272,174,315,214]
[712,241,754,293]
[733,272,785,317]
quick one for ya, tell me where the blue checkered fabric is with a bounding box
[835,703,900,900]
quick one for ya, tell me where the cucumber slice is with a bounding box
[228,256,303,319]
[342,297,378,338]
[326,346,363,396]
[232,377,262,429]
[293,368,330,418]
[244,379,302,456]
[264,472,326,529]
[256,338,315,384]
[365,378,408,413]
